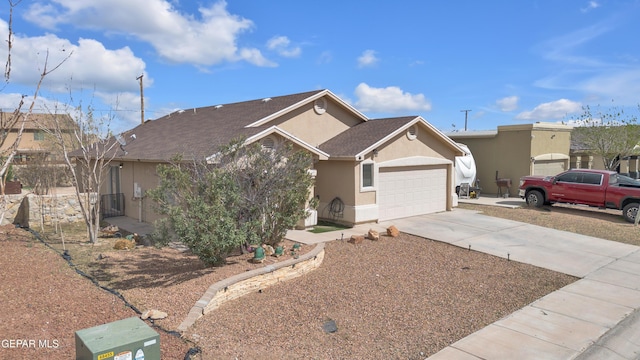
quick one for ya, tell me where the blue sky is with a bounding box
[1,0,639,134]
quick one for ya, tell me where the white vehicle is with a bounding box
[455,143,477,194]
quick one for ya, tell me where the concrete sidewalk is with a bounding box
[287,208,640,359]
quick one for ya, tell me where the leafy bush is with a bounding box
[147,139,314,266]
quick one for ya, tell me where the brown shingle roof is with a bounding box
[113,89,325,161]
[319,116,417,158]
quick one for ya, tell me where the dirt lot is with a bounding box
[1,202,637,359]
[459,202,640,246]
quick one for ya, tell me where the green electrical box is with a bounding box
[75,317,161,360]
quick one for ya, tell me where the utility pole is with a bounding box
[460,109,472,131]
[137,74,144,124]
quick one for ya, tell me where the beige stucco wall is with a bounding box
[374,125,457,163]
[313,123,459,224]
[356,125,458,207]
[449,123,572,195]
[314,159,357,223]
[273,96,363,147]
[99,161,162,224]
[121,161,160,223]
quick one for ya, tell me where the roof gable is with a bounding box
[245,89,368,128]
[319,116,464,159]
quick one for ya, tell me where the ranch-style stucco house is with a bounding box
[101,89,464,227]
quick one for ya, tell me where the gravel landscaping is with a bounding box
[4,201,635,359]
[183,233,575,359]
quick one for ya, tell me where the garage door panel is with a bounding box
[534,160,565,176]
[378,166,446,221]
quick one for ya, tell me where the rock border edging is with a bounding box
[177,242,326,332]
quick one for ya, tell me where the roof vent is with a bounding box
[262,136,275,150]
[262,98,272,103]
[313,98,327,115]
[407,125,417,140]
[214,105,223,109]
[177,109,185,114]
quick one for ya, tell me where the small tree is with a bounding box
[147,138,314,266]
[48,106,122,243]
[571,104,640,171]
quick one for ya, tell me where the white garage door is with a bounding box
[534,160,565,176]
[378,165,447,221]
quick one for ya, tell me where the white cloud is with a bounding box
[317,51,332,64]
[266,36,301,58]
[538,23,610,67]
[354,83,432,113]
[578,70,640,104]
[581,1,600,13]
[496,96,519,112]
[357,50,379,68]
[515,99,582,121]
[23,0,274,67]
[0,19,148,94]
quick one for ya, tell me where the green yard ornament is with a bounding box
[252,247,265,263]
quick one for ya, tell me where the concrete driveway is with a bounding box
[378,209,640,360]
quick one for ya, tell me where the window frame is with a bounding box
[360,160,376,192]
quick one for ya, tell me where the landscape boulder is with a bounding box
[348,235,364,245]
[141,309,168,320]
[367,229,379,241]
[387,225,400,237]
[113,239,136,250]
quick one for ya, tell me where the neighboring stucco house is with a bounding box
[570,138,640,178]
[103,89,464,226]
[0,112,75,164]
[446,123,573,196]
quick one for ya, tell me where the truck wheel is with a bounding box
[525,190,544,208]
[622,203,639,223]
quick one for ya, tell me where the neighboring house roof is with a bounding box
[444,130,498,138]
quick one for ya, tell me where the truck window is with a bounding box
[581,173,602,185]
[556,173,579,183]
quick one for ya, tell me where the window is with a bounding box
[557,172,602,185]
[362,163,374,188]
[34,131,45,141]
[556,173,579,183]
[581,173,602,185]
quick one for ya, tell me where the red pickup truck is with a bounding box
[518,169,640,223]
